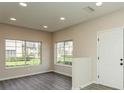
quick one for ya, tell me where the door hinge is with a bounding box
[98,75,100,79]
[98,38,99,42]
[98,57,99,60]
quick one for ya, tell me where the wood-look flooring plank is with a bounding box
[0,72,72,90]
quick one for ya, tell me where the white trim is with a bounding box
[5,64,42,69]
[81,81,95,89]
[95,79,100,84]
[0,70,53,81]
[80,81,95,89]
[54,63,72,68]
[93,80,99,84]
[72,81,96,90]
[53,70,72,77]
[0,70,72,81]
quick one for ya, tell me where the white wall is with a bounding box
[0,24,52,80]
[53,8,124,81]
[72,57,92,89]
[54,65,72,77]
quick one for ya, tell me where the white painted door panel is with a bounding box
[97,28,123,89]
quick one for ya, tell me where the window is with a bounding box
[5,39,41,68]
[56,41,73,65]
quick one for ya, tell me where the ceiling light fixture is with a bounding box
[43,25,48,28]
[96,2,103,7]
[60,17,65,21]
[10,18,16,21]
[19,2,27,7]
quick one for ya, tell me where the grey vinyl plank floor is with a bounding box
[0,72,72,90]
[82,83,118,90]
[0,72,118,90]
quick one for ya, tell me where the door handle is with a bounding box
[120,59,123,66]
[120,63,123,66]
[120,59,123,61]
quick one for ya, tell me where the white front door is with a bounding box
[97,28,123,89]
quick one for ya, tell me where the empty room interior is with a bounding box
[0,1,124,90]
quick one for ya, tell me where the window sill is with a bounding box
[54,63,72,68]
[5,64,42,69]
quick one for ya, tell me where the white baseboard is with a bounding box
[72,81,95,90]
[0,70,53,81]
[80,81,96,89]
[0,70,71,81]
[53,70,72,77]
[94,80,99,84]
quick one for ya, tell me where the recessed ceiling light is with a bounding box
[19,2,27,7]
[43,25,48,28]
[96,2,103,7]
[60,17,65,21]
[10,18,16,21]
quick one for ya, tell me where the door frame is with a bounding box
[96,28,124,89]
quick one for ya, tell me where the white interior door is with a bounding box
[97,28,123,89]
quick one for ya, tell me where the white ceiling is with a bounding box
[0,2,124,32]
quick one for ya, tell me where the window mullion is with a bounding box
[15,40,17,66]
[40,42,42,64]
[64,41,65,64]
[24,40,27,65]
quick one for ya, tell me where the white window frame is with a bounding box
[5,39,42,69]
[54,40,73,67]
